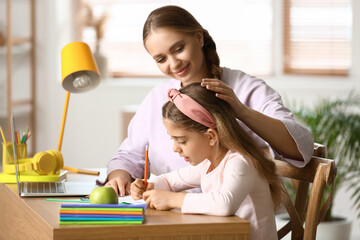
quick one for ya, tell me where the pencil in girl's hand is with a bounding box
[144,145,149,188]
[0,126,6,144]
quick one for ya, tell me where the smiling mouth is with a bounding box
[174,65,189,76]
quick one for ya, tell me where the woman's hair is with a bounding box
[143,5,222,80]
[162,83,283,209]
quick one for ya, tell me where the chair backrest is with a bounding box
[313,143,328,158]
[274,153,336,240]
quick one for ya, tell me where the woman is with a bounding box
[105,5,313,196]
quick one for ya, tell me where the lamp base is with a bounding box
[0,170,67,183]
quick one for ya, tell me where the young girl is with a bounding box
[106,5,313,197]
[131,83,283,240]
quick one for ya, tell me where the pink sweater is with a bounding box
[108,67,314,179]
[151,151,278,240]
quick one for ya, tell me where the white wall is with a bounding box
[9,0,360,239]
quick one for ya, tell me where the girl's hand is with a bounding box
[201,78,246,120]
[105,169,133,197]
[143,190,186,211]
[130,179,154,200]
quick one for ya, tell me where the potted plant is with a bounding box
[279,92,360,239]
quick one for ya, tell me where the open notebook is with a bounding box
[11,113,96,197]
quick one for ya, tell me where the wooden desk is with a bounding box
[0,170,250,240]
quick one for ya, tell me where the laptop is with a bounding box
[11,113,96,197]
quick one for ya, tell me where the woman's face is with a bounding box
[144,27,208,86]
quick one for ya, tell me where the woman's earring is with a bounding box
[201,43,204,48]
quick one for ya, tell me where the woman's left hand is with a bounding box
[201,78,246,119]
[143,190,186,211]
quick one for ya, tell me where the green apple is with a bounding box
[89,186,119,204]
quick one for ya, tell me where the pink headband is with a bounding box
[167,89,216,128]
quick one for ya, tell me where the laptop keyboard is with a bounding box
[22,182,65,194]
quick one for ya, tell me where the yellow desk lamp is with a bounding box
[2,42,100,177]
[58,41,100,175]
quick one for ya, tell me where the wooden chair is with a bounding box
[313,143,328,158]
[274,147,337,240]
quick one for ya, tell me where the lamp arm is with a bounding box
[57,91,70,152]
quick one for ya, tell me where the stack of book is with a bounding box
[59,203,147,225]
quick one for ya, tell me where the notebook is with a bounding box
[11,113,96,197]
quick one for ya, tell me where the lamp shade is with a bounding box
[61,42,100,93]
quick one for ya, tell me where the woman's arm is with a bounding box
[106,90,156,196]
[201,78,312,162]
[238,106,302,160]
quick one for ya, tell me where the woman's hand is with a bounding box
[130,179,154,200]
[143,190,186,211]
[105,169,133,197]
[201,78,246,120]
[202,78,303,160]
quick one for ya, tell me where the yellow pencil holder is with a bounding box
[2,142,27,165]
[2,142,27,173]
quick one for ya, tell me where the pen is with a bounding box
[144,145,149,188]
[62,166,100,176]
[46,198,90,203]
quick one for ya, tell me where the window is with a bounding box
[79,0,273,77]
[283,0,352,75]
[79,0,353,78]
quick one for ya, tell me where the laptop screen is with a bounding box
[10,113,21,196]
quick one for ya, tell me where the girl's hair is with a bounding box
[162,83,283,209]
[143,5,222,80]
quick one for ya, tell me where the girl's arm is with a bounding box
[150,164,201,192]
[143,190,186,210]
[182,156,256,216]
[141,164,202,210]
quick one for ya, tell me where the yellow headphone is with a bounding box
[2,143,64,175]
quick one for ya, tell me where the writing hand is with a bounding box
[130,179,154,200]
[143,190,186,211]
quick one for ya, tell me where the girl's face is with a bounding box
[144,27,208,87]
[163,119,214,166]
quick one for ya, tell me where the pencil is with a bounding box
[25,131,32,143]
[20,132,27,144]
[16,131,20,144]
[62,166,100,176]
[144,145,149,188]
[0,126,6,144]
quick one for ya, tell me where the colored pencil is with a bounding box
[144,145,149,188]
[25,131,32,143]
[62,166,100,176]
[0,126,6,144]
